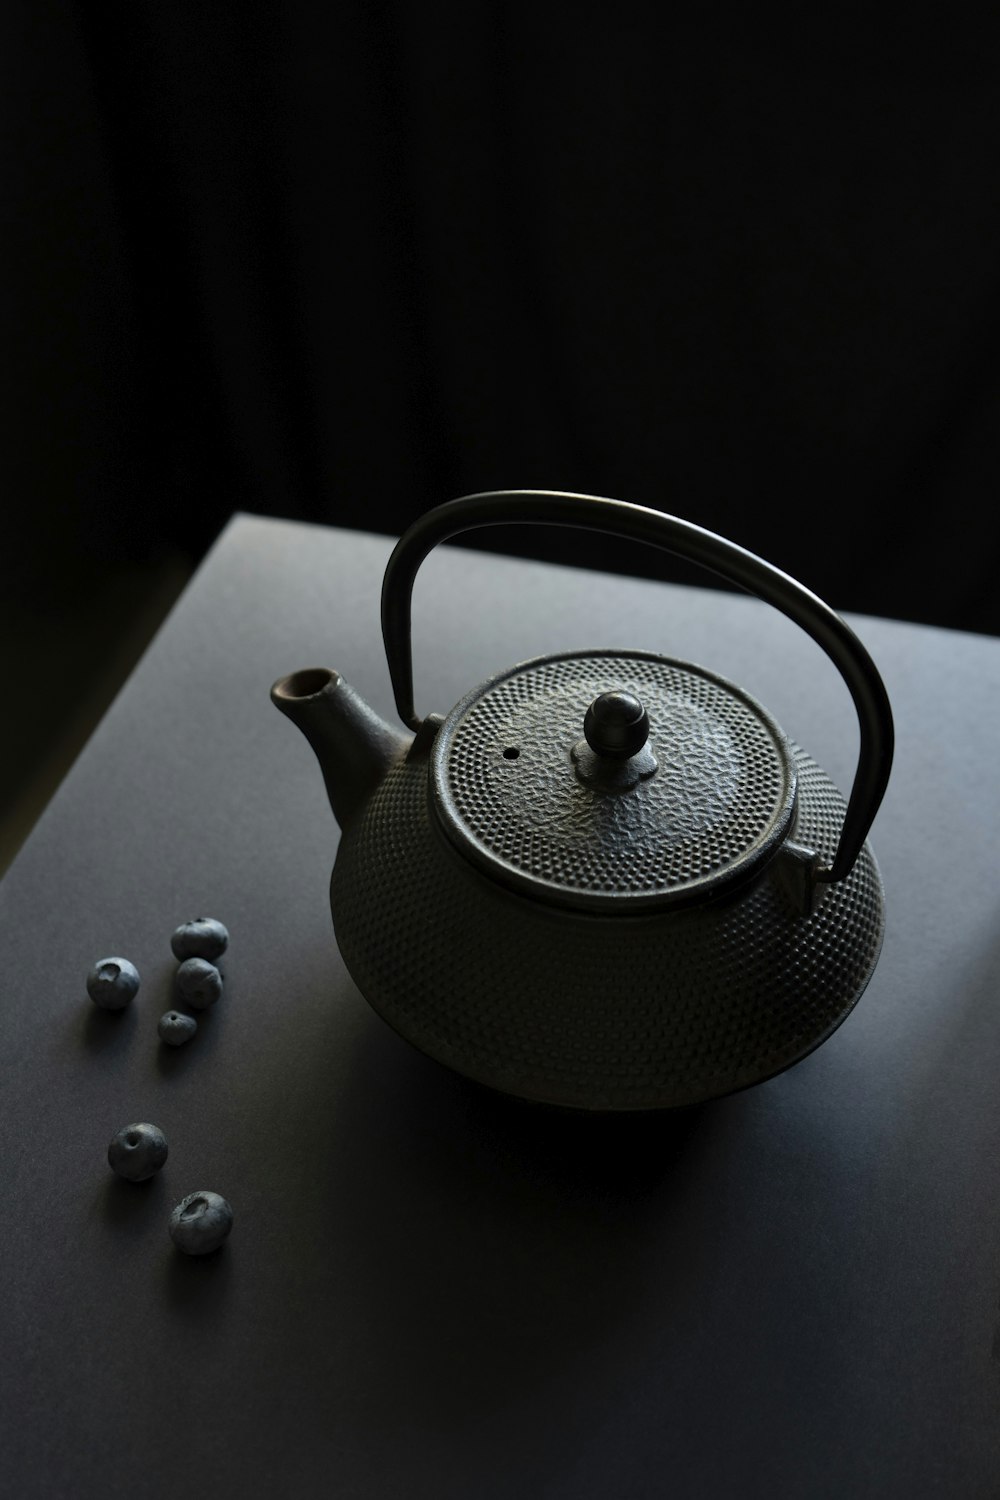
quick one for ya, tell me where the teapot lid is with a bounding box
[429,649,797,913]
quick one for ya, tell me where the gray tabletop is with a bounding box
[2,514,999,1499]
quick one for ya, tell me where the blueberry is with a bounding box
[158,1010,198,1046]
[171,918,229,963]
[169,1191,233,1255]
[87,957,140,1010]
[175,957,223,1009]
[108,1122,168,1181]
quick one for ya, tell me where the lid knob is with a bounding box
[583,691,650,759]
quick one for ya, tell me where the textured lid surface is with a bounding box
[429,650,797,911]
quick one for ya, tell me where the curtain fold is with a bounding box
[8,2,1000,631]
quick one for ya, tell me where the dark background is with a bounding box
[4,4,1000,859]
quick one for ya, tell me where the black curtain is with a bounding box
[8,3,1000,630]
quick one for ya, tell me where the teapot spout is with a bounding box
[271,668,412,830]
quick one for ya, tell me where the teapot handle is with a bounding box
[381,490,893,884]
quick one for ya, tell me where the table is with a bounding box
[2,513,998,1499]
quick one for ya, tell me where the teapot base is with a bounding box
[331,744,884,1111]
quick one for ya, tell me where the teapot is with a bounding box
[272,491,893,1110]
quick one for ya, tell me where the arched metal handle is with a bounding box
[381,489,894,883]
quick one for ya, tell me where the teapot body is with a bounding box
[329,666,884,1111]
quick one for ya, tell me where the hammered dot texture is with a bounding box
[431,652,796,910]
[332,743,884,1111]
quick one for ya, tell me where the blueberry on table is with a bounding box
[108,1123,168,1181]
[170,918,229,963]
[158,1011,198,1046]
[87,957,140,1010]
[175,957,223,1009]
[169,1191,233,1255]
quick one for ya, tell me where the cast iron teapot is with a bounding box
[272,491,893,1110]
